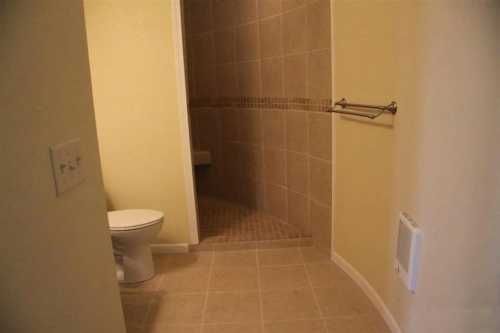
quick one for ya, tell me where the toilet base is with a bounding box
[120,244,155,283]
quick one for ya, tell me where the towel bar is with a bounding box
[329,98,397,119]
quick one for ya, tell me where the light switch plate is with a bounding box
[49,138,85,196]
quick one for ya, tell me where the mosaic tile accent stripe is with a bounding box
[190,97,333,112]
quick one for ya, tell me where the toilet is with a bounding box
[107,209,164,283]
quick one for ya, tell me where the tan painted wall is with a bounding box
[333,1,499,332]
[0,1,125,332]
[84,0,193,244]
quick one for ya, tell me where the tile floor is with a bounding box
[120,246,390,333]
[198,196,303,243]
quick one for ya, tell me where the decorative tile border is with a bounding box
[190,97,332,112]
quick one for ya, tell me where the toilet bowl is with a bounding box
[108,209,163,283]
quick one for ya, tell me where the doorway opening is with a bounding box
[181,0,333,251]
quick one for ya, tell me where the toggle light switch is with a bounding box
[49,138,85,196]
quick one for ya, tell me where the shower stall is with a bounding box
[182,0,333,252]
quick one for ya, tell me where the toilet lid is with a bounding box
[108,209,164,231]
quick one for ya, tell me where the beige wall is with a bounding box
[333,1,499,332]
[84,0,193,244]
[0,1,125,332]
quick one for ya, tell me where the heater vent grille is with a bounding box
[395,212,422,292]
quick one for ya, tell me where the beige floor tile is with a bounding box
[154,252,213,273]
[159,268,210,293]
[148,293,206,325]
[257,238,303,249]
[305,263,349,288]
[209,267,259,291]
[314,282,373,317]
[121,294,155,327]
[366,313,391,333]
[258,248,303,266]
[213,250,257,267]
[148,323,202,333]
[125,324,145,333]
[261,288,320,321]
[121,292,157,305]
[264,319,326,333]
[204,291,261,324]
[325,316,376,333]
[213,242,258,252]
[203,322,263,333]
[300,247,331,263]
[122,302,150,327]
[123,246,384,333]
[260,265,309,291]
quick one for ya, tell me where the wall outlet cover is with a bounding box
[49,138,85,196]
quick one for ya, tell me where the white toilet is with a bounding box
[107,209,164,283]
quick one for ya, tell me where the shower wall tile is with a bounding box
[237,0,258,24]
[287,152,309,195]
[286,111,309,153]
[262,110,285,149]
[189,112,201,149]
[241,144,264,182]
[265,184,288,221]
[216,63,240,98]
[185,0,333,251]
[236,23,260,61]
[282,0,306,12]
[186,37,197,98]
[308,50,332,99]
[310,199,331,254]
[283,7,307,54]
[239,108,262,144]
[196,165,219,196]
[194,110,222,167]
[288,191,310,235]
[284,54,307,98]
[240,180,265,210]
[238,61,261,97]
[189,0,213,34]
[260,0,282,18]
[261,58,284,97]
[306,0,331,50]
[213,0,237,29]
[260,17,282,58]
[308,112,332,161]
[193,33,215,66]
[309,157,332,206]
[195,64,217,98]
[263,148,287,186]
[215,30,235,64]
[221,109,240,141]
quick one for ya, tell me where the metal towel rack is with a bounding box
[329,98,397,119]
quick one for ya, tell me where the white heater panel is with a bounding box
[395,212,422,293]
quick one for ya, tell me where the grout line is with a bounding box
[199,250,215,333]
[255,247,266,332]
[300,247,330,332]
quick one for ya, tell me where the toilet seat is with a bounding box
[108,209,163,231]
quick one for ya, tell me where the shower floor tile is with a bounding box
[197,196,302,244]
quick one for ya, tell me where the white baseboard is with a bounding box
[151,243,189,254]
[332,252,402,333]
